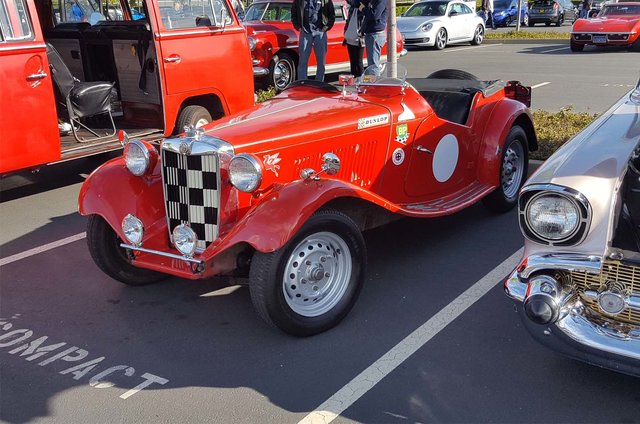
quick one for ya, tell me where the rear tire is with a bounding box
[482,126,528,213]
[523,13,529,26]
[175,105,212,134]
[87,215,166,286]
[426,69,479,80]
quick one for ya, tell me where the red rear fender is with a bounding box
[477,100,535,186]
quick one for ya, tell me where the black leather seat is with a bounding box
[46,43,116,142]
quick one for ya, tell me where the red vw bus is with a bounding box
[0,0,258,175]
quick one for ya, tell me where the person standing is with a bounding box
[580,0,591,18]
[482,0,495,29]
[361,0,387,75]
[343,0,365,76]
[292,0,336,81]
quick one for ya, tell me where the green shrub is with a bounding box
[531,107,598,160]
[485,30,571,39]
[256,87,277,103]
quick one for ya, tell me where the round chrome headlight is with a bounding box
[122,214,144,246]
[229,154,262,193]
[421,22,433,32]
[124,140,150,176]
[172,224,198,257]
[525,193,580,242]
[248,36,256,51]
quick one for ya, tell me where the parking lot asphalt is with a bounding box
[2,42,640,424]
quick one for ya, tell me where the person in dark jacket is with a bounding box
[292,0,336,81]
[343,0,365,76]
[361,0,387,75]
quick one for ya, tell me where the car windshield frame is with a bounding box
[243,2,267,20]
[403,1,449,17]
[600,4,640,15]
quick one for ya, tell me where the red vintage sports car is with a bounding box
[571,1,640,51]
[244,0,406,91]
[79,66,536,336]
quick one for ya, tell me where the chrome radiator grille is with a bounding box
[161,149,220,250]
[569,261,640,325]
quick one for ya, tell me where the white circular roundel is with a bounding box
[392,147,405,166]
[432,134,459,182]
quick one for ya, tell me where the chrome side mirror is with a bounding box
[321,152,340,175]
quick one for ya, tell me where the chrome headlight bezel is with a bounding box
[124,139,153,176]
[172,224,198,258]
[248,36,256,51]
[229,153,263,193]
[122,214,144,246]
[519,184,592,246]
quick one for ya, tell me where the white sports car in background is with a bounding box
[397,0,485,50]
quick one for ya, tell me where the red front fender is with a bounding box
[78,157,168,251]
[208,178,396,256]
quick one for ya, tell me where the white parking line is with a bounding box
[298,248,523,424]
[0,232,86,267]
[531,82,551,89]
[539,46,569,54]
[442,43,503,52]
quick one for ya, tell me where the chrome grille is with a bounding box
[569,261,640,325]
[161,149,220,250]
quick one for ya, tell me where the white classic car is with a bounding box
[505,80,640,376]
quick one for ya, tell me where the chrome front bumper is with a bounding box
[253,66,269,77]
[505,256,640,376]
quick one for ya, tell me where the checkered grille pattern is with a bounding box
[161,149,219,250]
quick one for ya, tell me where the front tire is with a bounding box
[249,210,366,336]
[471,25,484,45]
[86,215,166,286]
[269,53,296,92]
[570,40,584,52]
[482,125,529,213]
[434,28,448,50]
[175,105,212,134]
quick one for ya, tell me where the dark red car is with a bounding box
[244,0,406,91]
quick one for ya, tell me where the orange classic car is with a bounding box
[244,0,406,91]
[79,66,537,336]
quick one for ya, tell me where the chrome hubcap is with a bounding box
[195,118,209,128]
[475,26,484,43]
[282,232,352,317]
[501,141,525,199]
[273,60,292,90]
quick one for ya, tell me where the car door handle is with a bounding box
[416,146,433,154]
[26,72,48,81]
[164,55,181,64]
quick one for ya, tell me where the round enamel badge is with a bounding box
[392,147,405,166]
